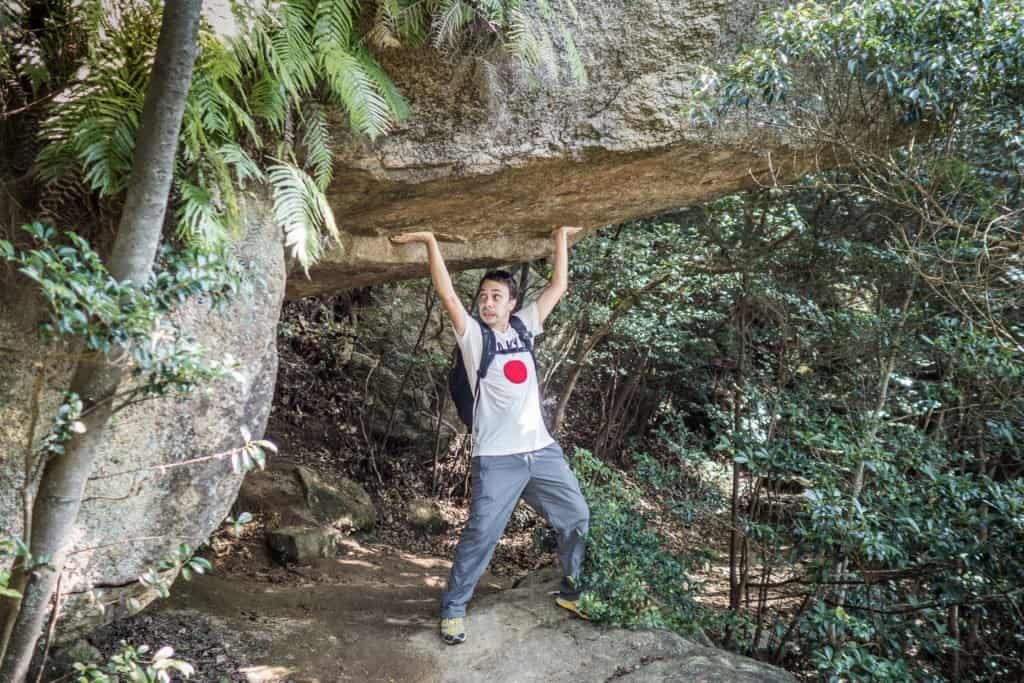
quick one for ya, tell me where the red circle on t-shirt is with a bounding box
[503,359,528,384]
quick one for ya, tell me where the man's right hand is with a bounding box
[391,231,436,245]
[390,229,467,336]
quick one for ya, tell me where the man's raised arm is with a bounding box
[535,226,584,324]
[391,231,467,337]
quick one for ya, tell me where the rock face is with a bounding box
[288,0,792,297]
[411,569,795,683]
[266,526,341,565]
[236,462,377,565]
[237,462,377,532]
[0,195,286,634]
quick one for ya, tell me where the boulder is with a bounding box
[410,570,795,682]
[237,463,376,532]
[266,526,342,565]
[235,464,316,528]
[0,194,286,635]
[406,496,446,535]
[295,465,376,531]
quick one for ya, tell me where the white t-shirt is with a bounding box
[455,302,555,456]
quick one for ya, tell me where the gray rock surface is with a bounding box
[266,525,342,564]
[295,465,376,531]
[410,570,796,683]
[237,462,377,532]
[406,496,447,535]
[0,194,286,635]
[288,0,804,297]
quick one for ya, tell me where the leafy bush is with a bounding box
[72,642,194,683]
[571,447,709,637]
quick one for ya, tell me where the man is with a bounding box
[390,227,590,645]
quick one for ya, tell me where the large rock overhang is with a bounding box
[289,141,802,298]
[287,0,801,298]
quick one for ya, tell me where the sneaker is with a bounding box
[555,596,591,620]
[440,617,467,645]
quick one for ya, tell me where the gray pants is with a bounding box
[440,442,590,618]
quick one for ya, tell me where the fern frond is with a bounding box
[367,0,404,50]
[269,0,317,100]
[250,75,289,131]
[352,41,411,123]
[268,161,340,274]
[36,96,85,182]
[534,0,556,23]
[431,0,473,51]
[218,143,264,189]
[559,23,587,86]
[504,8,541,69]
[391,0,431,45]
[207,145,240,230]
[313,0,358,48]
[179,100,207,165]
[74,92,143,196]
[192,30,260,145]
[176,181,228,247]
[300,105,333,191]
[319,43,393,140]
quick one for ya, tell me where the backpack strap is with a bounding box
[471,318,496,434]
[475,316,496,387]
[476,318,497,378]
[509,315,546,422]
[508,315,533,352]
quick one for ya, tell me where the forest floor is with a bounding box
[87,532,517,682]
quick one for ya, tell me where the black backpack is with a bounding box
[449,315,536,431]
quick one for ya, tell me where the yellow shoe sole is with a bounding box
[555,596,591,620]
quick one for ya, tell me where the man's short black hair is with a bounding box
[477,269,518,302]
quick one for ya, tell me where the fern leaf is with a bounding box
[559,22,587,86]
[431,0,472,51]
[367,1,404,50]
[268,161,341,274]
[313,0,358,47]
[392,0,431,46]
[319,43,393,140]
[218,143,265,189]
[352,41,411,123]
[176,181,228,247]
[504,8,541,69]
[269,0,317,99]
[301,105,333,191]
[250,75,288,131]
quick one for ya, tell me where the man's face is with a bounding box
[477,279,517,328]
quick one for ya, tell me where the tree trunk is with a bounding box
[0,2,203,677]
[729,277,751,615]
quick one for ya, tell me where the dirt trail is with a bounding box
[90,538,516,683]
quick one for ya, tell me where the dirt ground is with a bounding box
[85,534,521,683]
